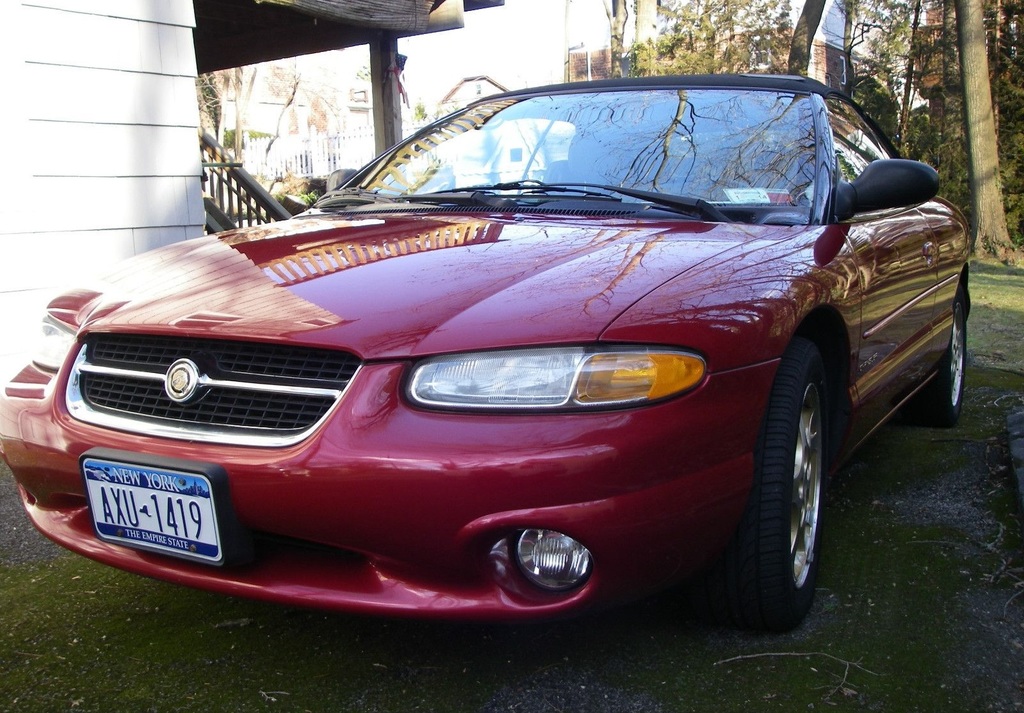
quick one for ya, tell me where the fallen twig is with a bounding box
[713,651,879,677]
[1004,587,1024,618]
[818,658,862,702]
[715,651,880,704]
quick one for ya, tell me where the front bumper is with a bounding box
[1,359,776,620]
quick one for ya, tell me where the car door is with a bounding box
[827,98,941,445]
[917,198,971,346]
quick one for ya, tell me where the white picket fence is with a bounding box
[244,123,429,180]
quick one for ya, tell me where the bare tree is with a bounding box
[229,67,258,159]
[955,0,1015,261]
[633,0,792,76]
[264,62,302,157]
[788,0,827,74]
[897,0,923,143]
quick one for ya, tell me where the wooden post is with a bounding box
[370,32,402,155]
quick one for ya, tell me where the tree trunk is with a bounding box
[635,0,658,44]
[604,0,630,78]
[265,66,301,158]
[955,0,1015,261]
[897,0,923,146]
[564,0,572,82]
[788,0,827,75]
[232,67,258,160]
[990,0,1000,136]
[841,0,857,93]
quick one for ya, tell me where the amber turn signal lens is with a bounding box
[574,352,705,404]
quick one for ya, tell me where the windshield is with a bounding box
[355,88,818,223]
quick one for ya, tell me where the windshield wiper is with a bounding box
[448,180,620,200]
[551,183,732,223]
[338,181,731,222]
[398,190,518,210]
[424,181,731,222]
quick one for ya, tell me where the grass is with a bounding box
[967,259,1024,374]
[2,264,1023,712]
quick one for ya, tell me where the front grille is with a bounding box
[81,373,336,431]
[88,334,358,383]
[67,334,360,446]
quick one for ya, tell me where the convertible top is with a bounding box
[495,74,844,101]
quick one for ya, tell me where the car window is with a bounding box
[827,98,893,181]
[361,89,818,219]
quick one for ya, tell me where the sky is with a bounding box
[397,0,611,108]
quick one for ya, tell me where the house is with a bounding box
[568,47,612,82]
[439,76,510,113]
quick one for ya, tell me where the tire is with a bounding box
[903,285,967,427]
[691,337,827,631]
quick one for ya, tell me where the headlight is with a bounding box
[408,346,705,410]
[33,316,77,372]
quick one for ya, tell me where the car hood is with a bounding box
[79,213,775,360]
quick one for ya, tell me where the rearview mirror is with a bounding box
[835,159,939,221]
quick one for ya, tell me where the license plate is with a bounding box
[82,456,224,565]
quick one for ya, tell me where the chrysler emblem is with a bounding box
[165,359,202,403]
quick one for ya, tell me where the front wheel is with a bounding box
[692,337,827,631]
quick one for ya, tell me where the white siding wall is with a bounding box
[0,1,203,383]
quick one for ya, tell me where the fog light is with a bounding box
[515,529,592,591]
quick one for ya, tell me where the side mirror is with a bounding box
[835,159,939,221]
[326,168,358,193]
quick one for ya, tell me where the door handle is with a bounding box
[922,241,936,267]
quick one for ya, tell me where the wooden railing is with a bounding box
[200,132,291,232]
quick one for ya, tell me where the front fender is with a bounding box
[601,226,858,372]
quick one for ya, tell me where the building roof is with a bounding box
[193,0,504,73]
[440,76,510,104]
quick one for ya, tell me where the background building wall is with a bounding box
[0,0,204,383]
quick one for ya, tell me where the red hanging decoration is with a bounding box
[388,53,409,107]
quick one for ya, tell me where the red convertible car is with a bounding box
[0,75,968,630]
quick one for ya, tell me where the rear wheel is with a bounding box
[903,285,967,427]
[692,337,827,631]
